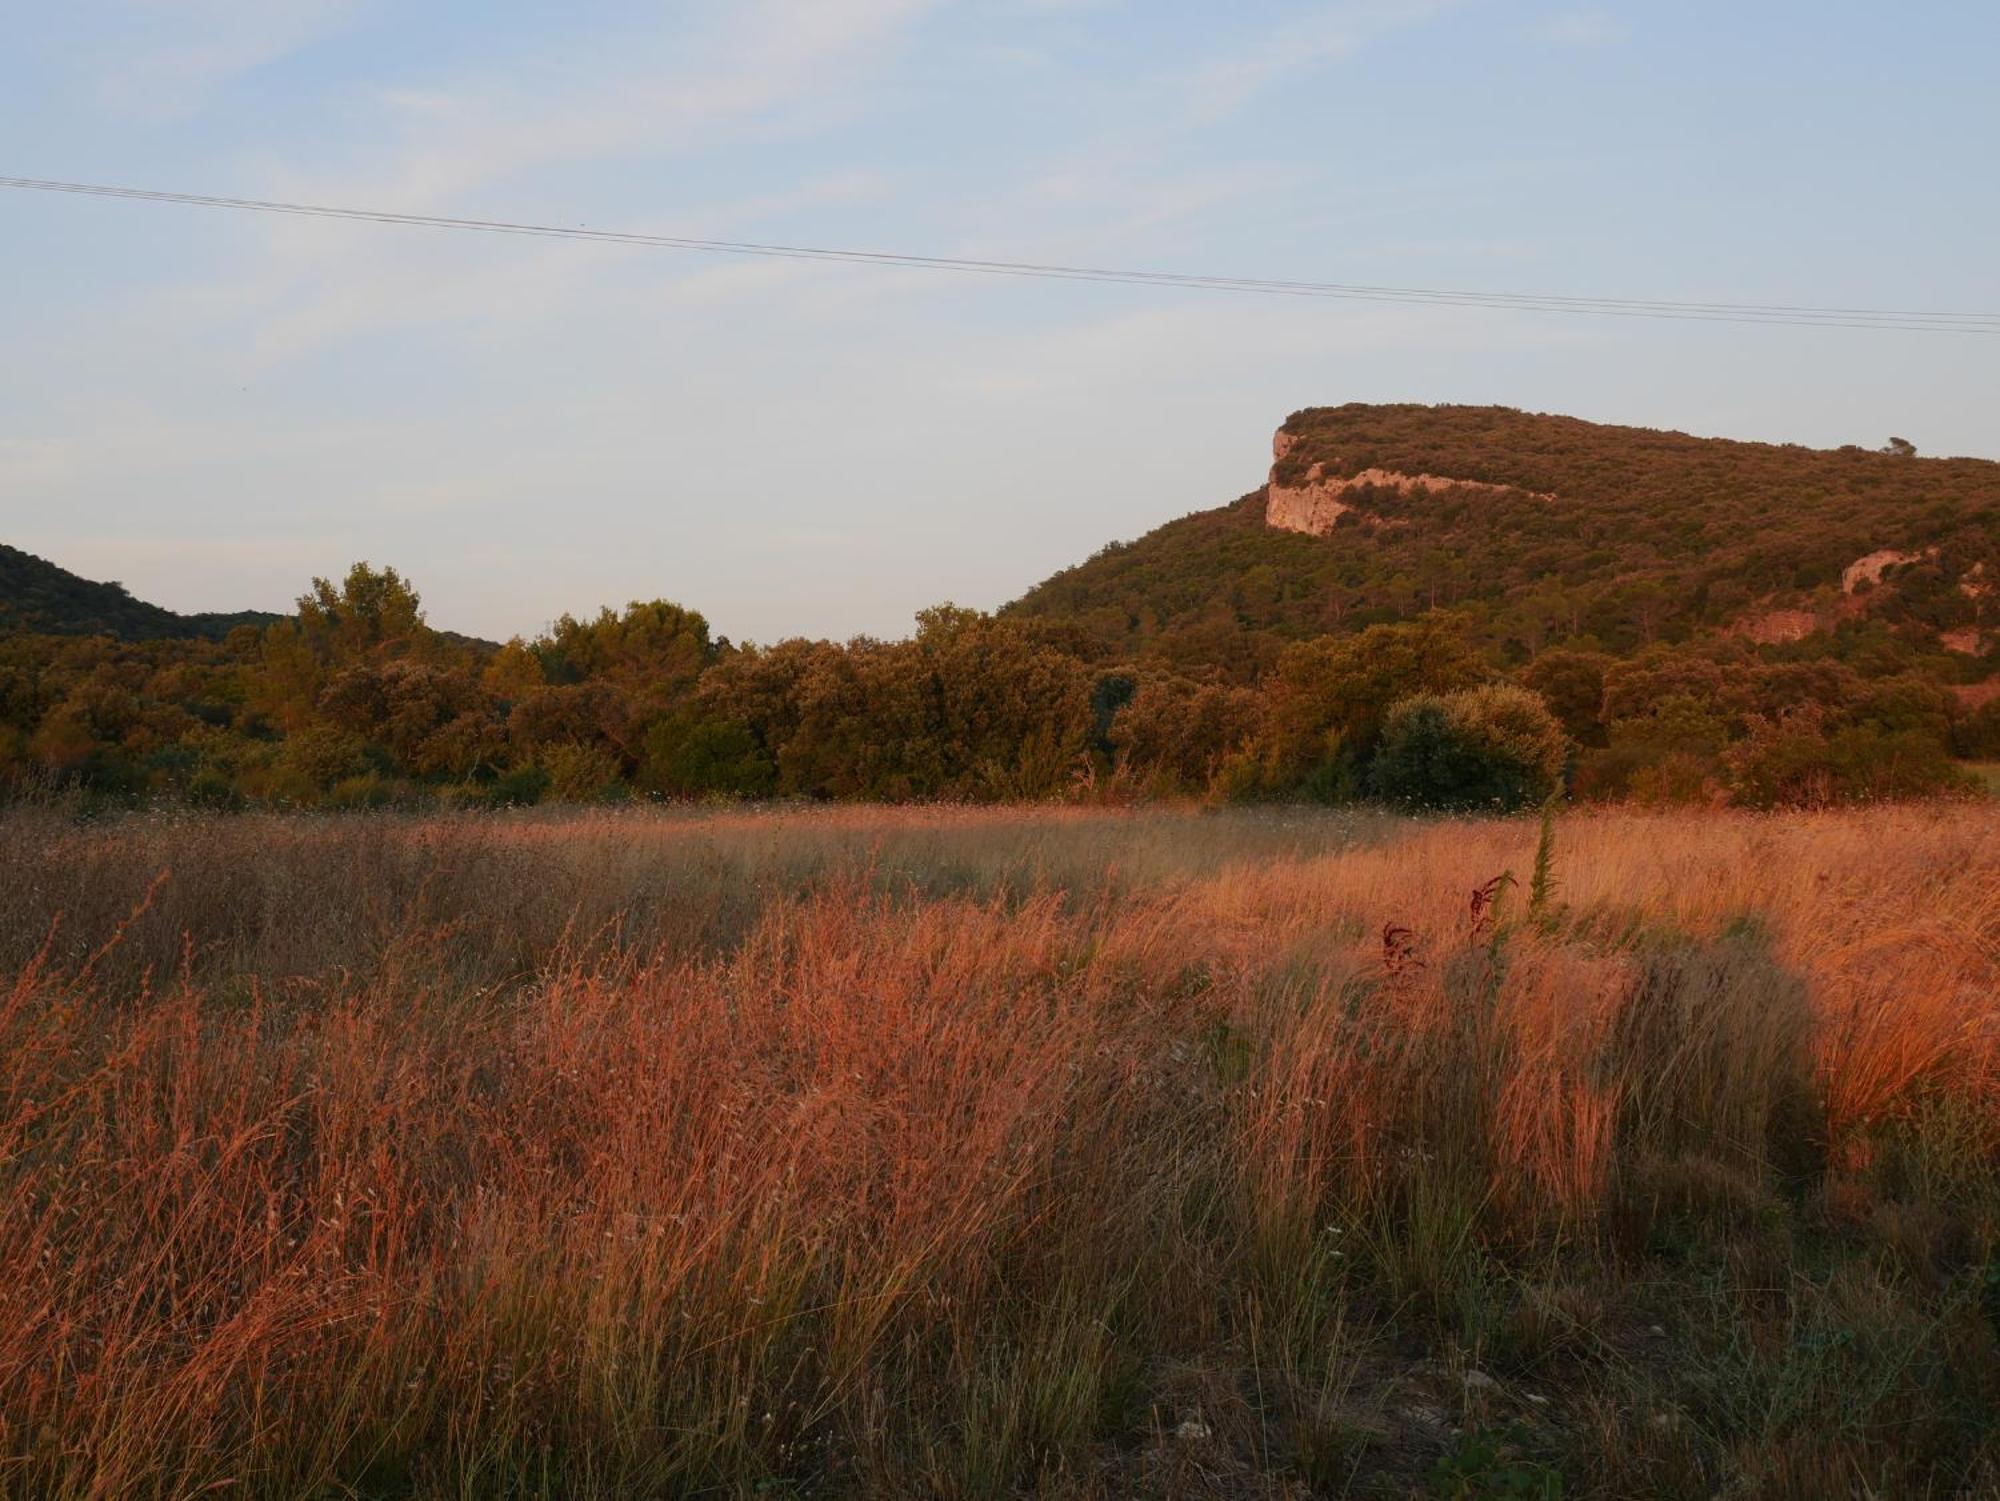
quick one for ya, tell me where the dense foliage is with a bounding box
[1007,403,2000,680]
[4,406,1994,811]
[0,542,279,641]
[1,559,1979,812]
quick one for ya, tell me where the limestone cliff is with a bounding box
[1263,426,1550,536]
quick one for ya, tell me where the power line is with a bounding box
[5,173,1998,335]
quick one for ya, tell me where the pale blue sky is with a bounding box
[3,1,1996,642]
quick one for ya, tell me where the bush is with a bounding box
[326,773,399,810]
[640,713,775,798]
[485,764,551,807]
[1262,619,1489,799]
[1952,698,2000,759]
[539,742,626,803]
[1517,649,1611,745]
[186,768,245,811]
[1578,693,1732,804]
[1370,684,1568,812]
[1725,707,1969,808]
[1106,674,1262,798]
[275,724,370,790]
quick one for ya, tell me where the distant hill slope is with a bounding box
[1,544,280,641]
[1006,404,2000,679]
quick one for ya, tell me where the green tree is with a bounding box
[1370,683,1568,812]
[295,562,429,663]
[1261,618,1487,799]
[777,609,1093,800]
[1105,671,1261,797]
[536,600,715,711]
[640,712,775,797]
[1518,649,1610,745]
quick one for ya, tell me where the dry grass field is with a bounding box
[1,802,1997,1498]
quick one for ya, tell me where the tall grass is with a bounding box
[0,803,1996,1497]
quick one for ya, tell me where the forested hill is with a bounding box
[1005,404,2000,681]
[4,406,1998,811]
[0,544,280,642]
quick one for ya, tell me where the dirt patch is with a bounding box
[1734,608,1821,645]
[1951,681,2000,709]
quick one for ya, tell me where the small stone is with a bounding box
[1174,1419,1211,1443]
[1524,1392,1549,1406]
[1461,1369,1498,1392]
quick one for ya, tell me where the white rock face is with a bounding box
[1841,547,1935,594]
[1263,426,1550,536]
[1265,461,1359,534]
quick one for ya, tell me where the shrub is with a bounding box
[1952,698,2000,759]
[1580,694,1732,804]
[1518,648,1611,745]
[640,713,775,798]
[485,763,551,807]
[539,742,626,803]
[1105,673,1261,797]
[326,772,399,810]
[185,767,244,811]
[1263,619,1488,798]
[1725,707,1969,808]
[272,724,372,803]
[1370,684,1568,812]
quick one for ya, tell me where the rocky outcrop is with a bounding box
[1263,428,1550,537]
[1941,627,1984,656]
[1842,547,1935,594]
[1266,461,1361,534]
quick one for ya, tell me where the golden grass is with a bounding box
[0,802,1996,1497]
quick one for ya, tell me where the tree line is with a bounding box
[2,562,1993,814]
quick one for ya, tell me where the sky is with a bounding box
[3,1,1997,645]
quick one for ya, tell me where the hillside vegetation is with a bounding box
[1007,404,2000,682]
[0,543,279,641]
[4,408,1997,811]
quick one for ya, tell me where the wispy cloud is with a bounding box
[289,0,939,213]
[1536,8,1628,48]
[1185,0,1456,123]
[227,168,898,364]
[948,0,1458,269]
[142,0,935,363]
[99,0,365,119]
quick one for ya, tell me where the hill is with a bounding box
[1006,404,2000,681]
[0,544,280,641]
[3,408,1996,811]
